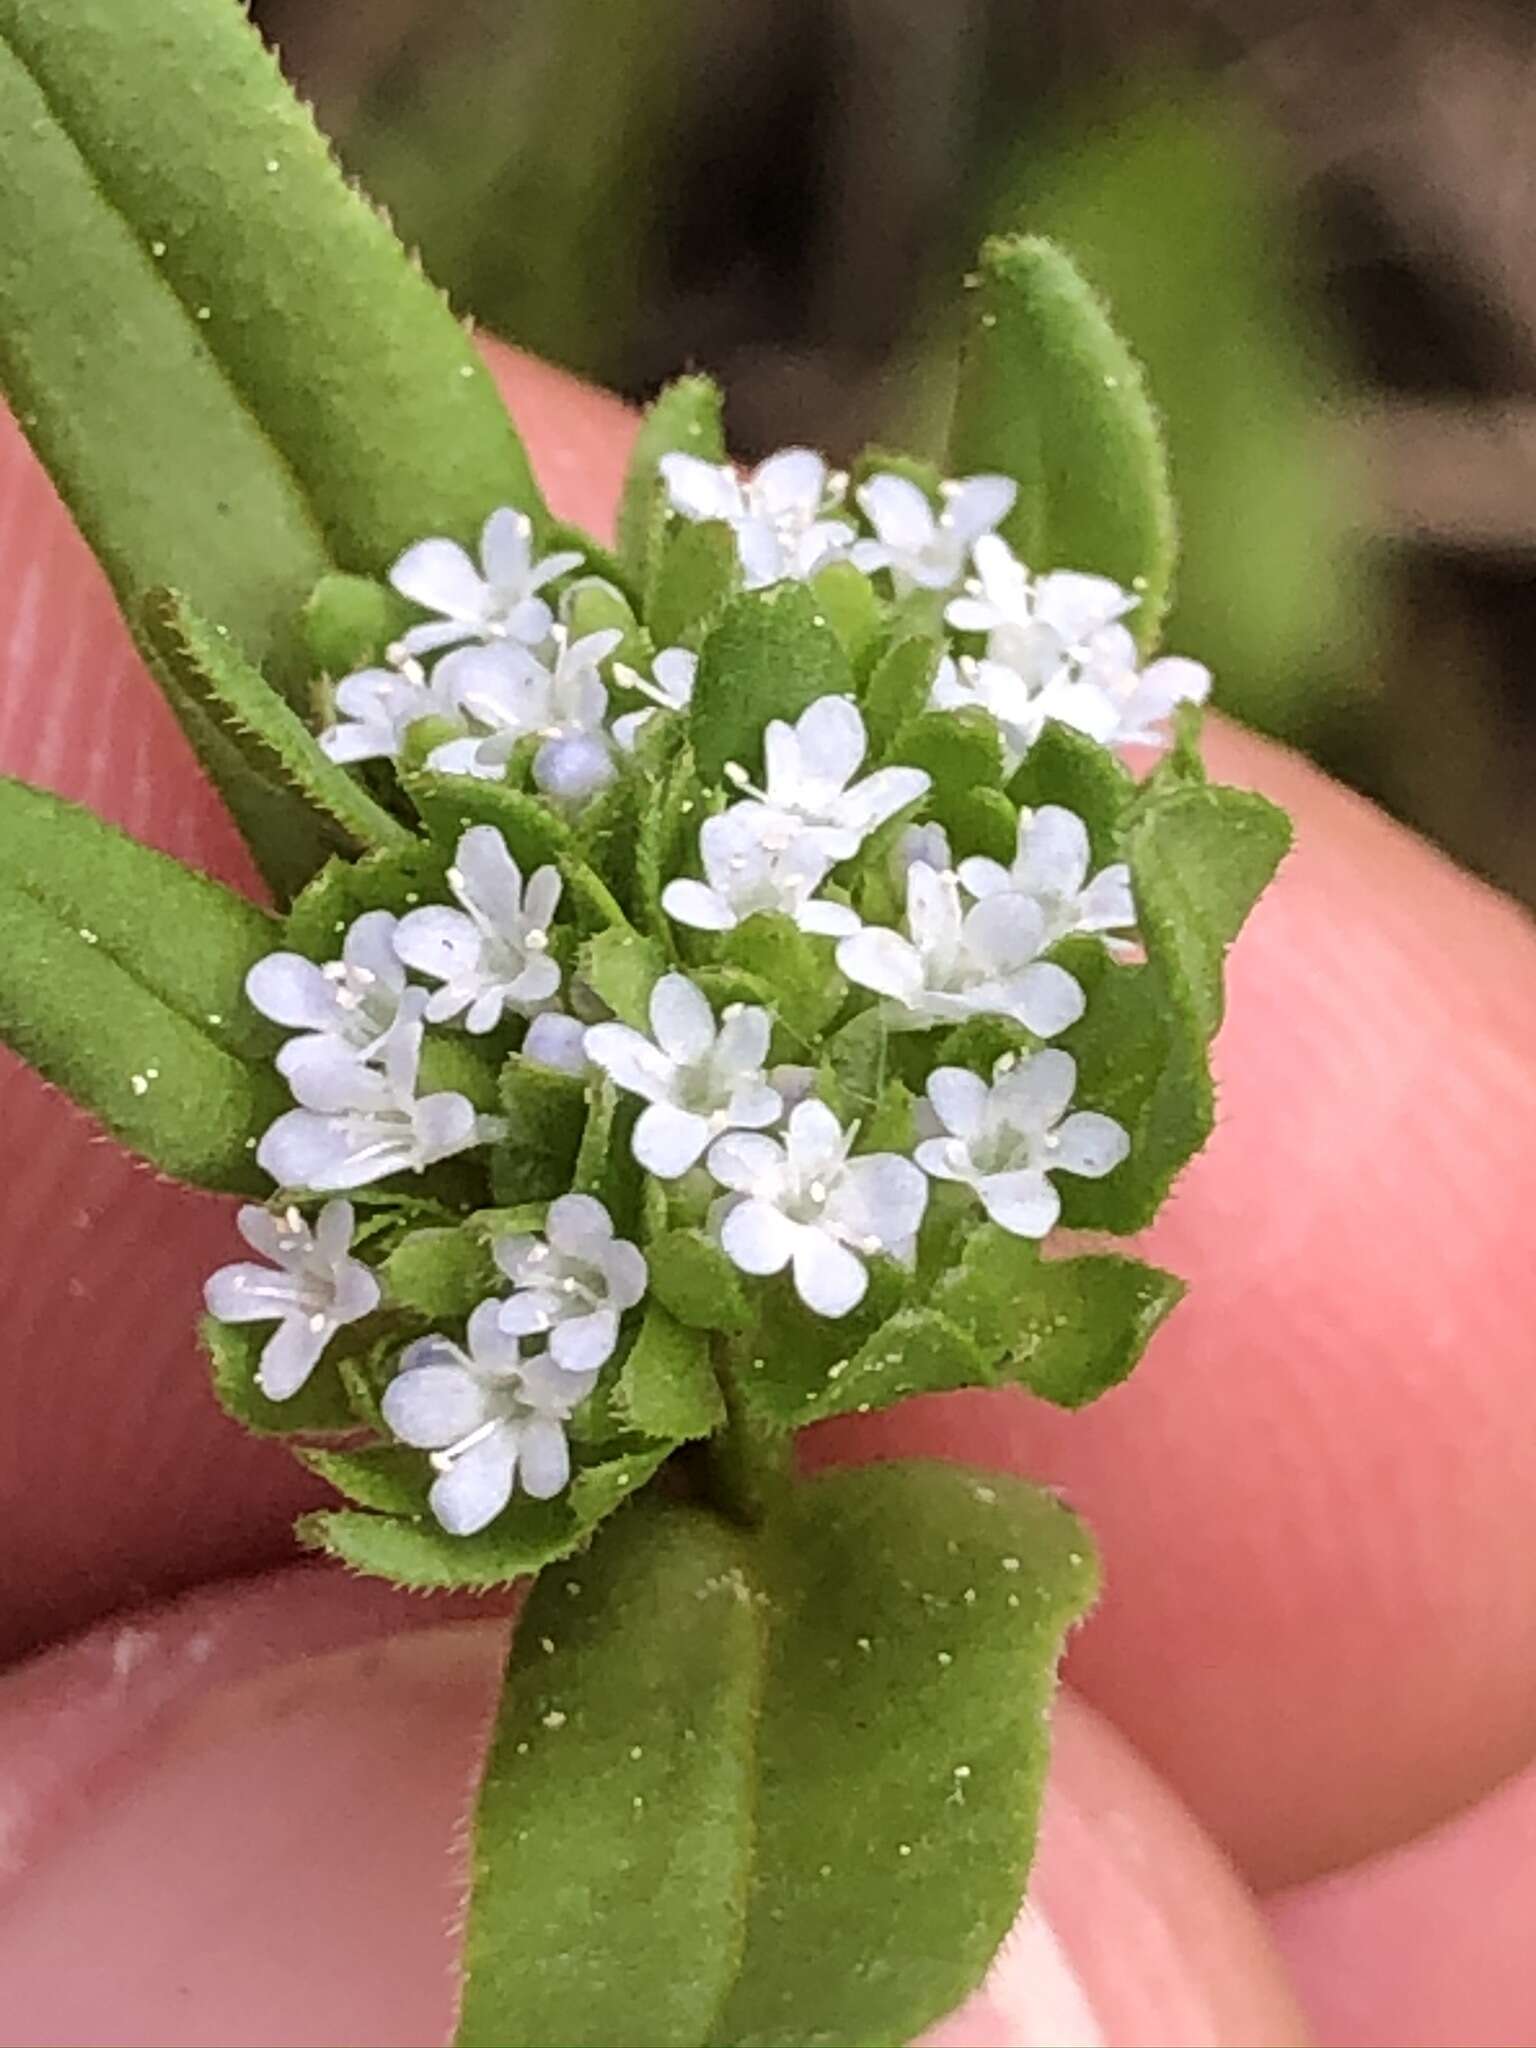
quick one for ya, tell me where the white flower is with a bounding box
[382,1301,596,1534]
[891,820,954,890]
[611,648,697,752]
[425,628,621,796]
[494,1193,648,1373]
[851,471,1016,594]
[661,807,861,938]
[389,507,582,659]
[835,862,1084,1036]
[257,994,499,1191]
[916,1052,1129,1237]
[203,1199,379,1399]
[394,826,562,1033]
[927,651,1055,772]
[317,658,448,765]
[246,911,407,1076]
[707,1098,927,1318]
[723,696,929,863]
[520,1010,591,1075]
[1075,631,1212,749]
[957,805,1135,946]
[660,447,855,589]
[585,974,781,1177]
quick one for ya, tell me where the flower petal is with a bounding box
[996,1047,1078,1130]
[244,953,339,1034]
[1051,1111,1131,1179]
[430,1432,518,1535]
[390,537,486,622]
[662,879,737,932]
[382,1363,493,1449]
[522,1012,590,1074]
[550,1309,619,1374]
[1018,806,1091,899]
[857,472,935,553]
[791,1230,868,1318]
[830,1153,929,1247]
[584,1022,676,1103]
[706,1132,784,1194]
[720,1197,799,1276]
[649,973,716,1063]
[515,1416,572,1501]
[203,1262,300,1324]
[978,1170,1061,1238]
[1010,963,1086,1038]
[925,1066,989,1141]
[256,1317,328,1401]
[660,452,742,523]
[714,1003,772,1074]
[547,1192,615,1255]
[478,506,533,592]
[634,1101,710,1178]
[835,928,923,1001]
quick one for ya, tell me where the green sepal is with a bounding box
[949,234,1176,654]
[1009,717,1135,866]
[283,841,450,958]
[302,572,411,679]
[690,583,855,782]
[0,0,543,697]
[716,1462,1097,2047]
[201,1315,360,1438]
[457,1498,762,2048]
[859,634,941,753]
[720,912,845,1041]
[809,561,881,671]
[579,926,667,1030]
[405,770,628,933]
[299,1443,671,1590]
[383,1226,500,1322]
[613,1301,726,1442]
[645,1227,754,1334]
[646,519,741,651]
[0,777,285,1190]
[617,374,727,589]
[141,589,413,899]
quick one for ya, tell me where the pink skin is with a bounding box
[0,350,1533,2044]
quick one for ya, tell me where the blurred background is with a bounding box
[254,0,1536,906]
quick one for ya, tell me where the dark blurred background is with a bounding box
[253,0,1536,906]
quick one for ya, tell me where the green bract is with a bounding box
[0,6,1290,2041]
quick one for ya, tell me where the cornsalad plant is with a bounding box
[0,4,1289,2042]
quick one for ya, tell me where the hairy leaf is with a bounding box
[646,518,741,652]
[201,1315,359,1437]
[613,1301,725,1442]
[690,583,854,783]
[617,374,726,589]
[949,234,1176,653]
[645,1228,753,1335]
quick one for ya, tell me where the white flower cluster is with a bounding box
[212,453,1214,1533]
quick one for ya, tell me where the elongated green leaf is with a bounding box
[283,841,450,959]
[458,1499,763,2048]
[0,778,285,1188]
[646,518,741,651]
[690,583,855,782]
[617,374,726,588]
[613,1302,725,1442]
[579,927,666,1031]
[300,1443,671,1590]
[301,1444,430,1515]
[1009,717,1135,867]
[884,707,1003,800]
[720,912,844,1041]
[718,1463,1097,2047]
[646,1228,753,1335]
[0,0,542,694]
[142,589,413,899]
[860,634,940,752]
[809,562,881,671]
[949,235,1176,652]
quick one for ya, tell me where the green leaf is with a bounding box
[1059,783,1290,1230]
[201,1315,359,1437]
[579,927,667,1031]
[300,1445,430,1515]
[457,1499,763,2048]
[563,575,651,672]
[849,447,943,503]
[790,1307,993,1425]
[302,572,410,679]
[283,841,450,959]
[884,707,1003,802]
[613,1301,725,1443]
[930,1224,1184,1407]
[646,518,741,652]
[383,1226,499,1322]
[809,561,881,671]
[860,634,940,753]
[635,739,705,942]
[573,1077,644,1236]
[499,1055,586,1177]
[690,583,855,783]
[406,771,628,933]
[142,589,413,900]
[949,234,1176,653]
[0,778,285,1189]
[617,374,726,588]
[728,1263,909,1429]
[300,1444,671,1591]
[1008,717,1135,867]
[717,1462,1097,2046]
[646,1228,753,1335]
[0,0,543,697]
[720,912,845,1041]
[942,785,1018,863]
